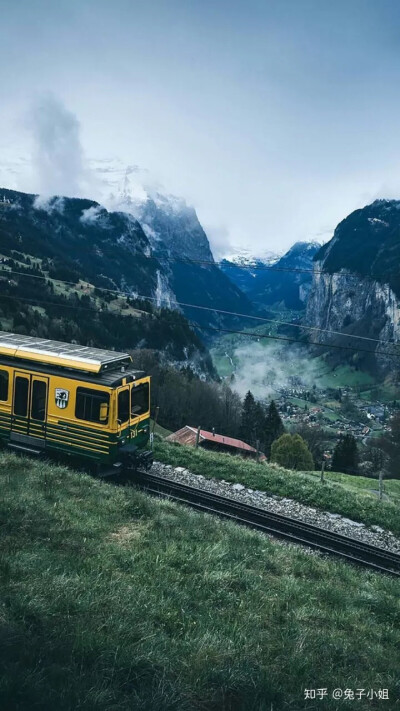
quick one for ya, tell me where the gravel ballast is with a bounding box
[150,461,400,554]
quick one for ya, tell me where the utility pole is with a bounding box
[151,406,159,451]
[320,459,326,483]
[256,439,260,463]
[379,470,384,501]
[195,425,201,448]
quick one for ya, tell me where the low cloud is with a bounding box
[33,194,65,214]
[231,341,321,400]
[80,204,104,224]
[27,93,92,198]
[202,223,232,260]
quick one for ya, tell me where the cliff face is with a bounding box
[135,193,215,263]
[108,186,254,330]
[306,200,400,373]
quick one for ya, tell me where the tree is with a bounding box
[264,400,284,458]
[331,434,359,474]
[377,412,400,479]
[295,423,326,470]
[270,434,314,470]
[254,401,266,447]
[239,391,258,447]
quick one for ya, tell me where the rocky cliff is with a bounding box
[108,182,254,330]
[305,200,400,373]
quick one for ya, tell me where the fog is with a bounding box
[231,341,322,401]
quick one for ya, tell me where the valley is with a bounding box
[2,183,400,479]
[210,323,399,464]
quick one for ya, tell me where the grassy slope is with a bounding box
[0,454,399,710]
[150,419,173,438]
[306,470,400,504]
[155,440,400,536]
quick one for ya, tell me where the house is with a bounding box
[166,426,265,460]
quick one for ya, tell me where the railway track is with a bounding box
[133,471,400,577]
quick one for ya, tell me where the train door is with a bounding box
[11,372,49,448]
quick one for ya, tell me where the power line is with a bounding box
[0,267,395,347]
[2,251,397,283]
[152,254,398,287]
[0,293,154,317]
[2,290,399,362]
[190,322,400,360]
[114,251,398,283]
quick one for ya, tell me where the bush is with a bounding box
[270,433,314,471]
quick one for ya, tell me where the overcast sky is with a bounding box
[1,0,400,256]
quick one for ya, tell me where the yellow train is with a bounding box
[0,331,153,474]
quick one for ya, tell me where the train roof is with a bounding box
[0,331,132,374]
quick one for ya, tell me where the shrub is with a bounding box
[270,433,314,470]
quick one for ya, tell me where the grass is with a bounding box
[154,440,400,536]
[308,470,400,504]
[0,452,399,710]
[150,419,173,438]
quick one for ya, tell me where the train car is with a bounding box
[0,331,153,474]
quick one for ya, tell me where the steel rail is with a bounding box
[133,471,400,577]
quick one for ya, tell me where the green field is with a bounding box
[0,452,399,710]
[155,440,400,535]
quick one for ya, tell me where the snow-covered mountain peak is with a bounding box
[221,248,281,267]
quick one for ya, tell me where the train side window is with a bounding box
[131,382,149,416]
[75,387,110,424]
[118,389,130,423]
[14,377,29,416]
[0,370,9,401]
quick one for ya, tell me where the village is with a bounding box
[270,377,393,449]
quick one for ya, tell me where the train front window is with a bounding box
[75,387,110,424]
[131,382,149,417]
[0,370,9,401]
[118,389,130,423]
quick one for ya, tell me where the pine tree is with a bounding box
[378,411,400,478]
[254,401,266,447]
[264,400,284,458]
[239,391,258,447]
[331,434,359,474]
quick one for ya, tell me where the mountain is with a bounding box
[305,200,400,373]
[0,188,160,294]
[0,188,212,371]
[220,241,320,310]
[106,183,254,330]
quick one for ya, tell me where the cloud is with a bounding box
[27,93,89,198]
[33,194,65,214]
[80,204,104,224]
[231,341,322,400]
[201,223,232,259]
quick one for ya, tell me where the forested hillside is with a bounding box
[0,188,213,372]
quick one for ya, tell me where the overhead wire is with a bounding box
[0,267,395,347]
[101,251,398,282]
[188,322,400,360]
[1,287,400,361]
[2,249,397,282]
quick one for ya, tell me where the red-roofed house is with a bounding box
[165,426,265,460]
